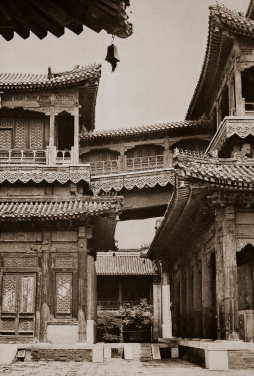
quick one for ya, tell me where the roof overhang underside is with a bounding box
[0,0,132,41]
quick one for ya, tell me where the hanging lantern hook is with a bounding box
[111,34,115,44]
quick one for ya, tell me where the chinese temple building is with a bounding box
[0,64,123,350]
[147,2,254,371]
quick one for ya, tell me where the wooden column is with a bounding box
[73,106,79,164]
[163,138,172,168]
[193,255,202,338]
[49,110,55,165]
[161,264,172,338]
[119,278,123,309]
[180,266,187,338]
[152,276,161,341]
[39,231,51,342]
[78,227,87,342]
[186,264,194,338]
[234,40,244,116]
[215,207,239,340]
[118,142,125,173]
[87,253,97,344]
[201,248,216,339]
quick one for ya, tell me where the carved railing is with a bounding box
[125,155,164,172]
[55,149,73,164]
[90,159,119,175]
[245,102,254,116]
[97,300,119,310]
[0,149,47,164]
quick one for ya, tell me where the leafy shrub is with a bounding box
[97,311,123,343]
[122,299,154,329]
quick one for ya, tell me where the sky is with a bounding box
[0,0,250,248]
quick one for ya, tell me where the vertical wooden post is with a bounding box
[49,110,55,165]
[163,138,172,168]
[119,278,123,310]
[186,264,194,338]
[215,207,239,340]
[193,254,202,338]
[87,253,97,344]
[118,142,125,173]
[78,227,87,342]
[201,248,216,339]
[152,276,161,341]
[161,263,172,338]
[73,106,79,164]
[39,231,51,342]
[180,266,187,337]
[234,40,244,116]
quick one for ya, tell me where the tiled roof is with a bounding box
[95,252,158,275]
[0,0,132,41]
[186,5,254,119]
[0,196,123,222]
[0,64,101,92]
[175,153,254,188]
[80,120,212,142]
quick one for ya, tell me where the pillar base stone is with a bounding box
[87,320,96,344]
[161,324,172,338]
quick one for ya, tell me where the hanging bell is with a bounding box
[105,44,120,72]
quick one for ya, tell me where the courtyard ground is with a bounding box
[0,359,253,376]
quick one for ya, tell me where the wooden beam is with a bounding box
[0,5,30,40]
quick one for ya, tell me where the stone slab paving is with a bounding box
[0,359,253,376]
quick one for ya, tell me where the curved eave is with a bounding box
[246,1,254,20]
[0,0,133,41]
[186,6,254,120]
[148,177,210,262]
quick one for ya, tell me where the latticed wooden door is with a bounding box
[0,273,36,337]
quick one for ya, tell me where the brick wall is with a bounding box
[31,349,92,362]
[228,351,254,369]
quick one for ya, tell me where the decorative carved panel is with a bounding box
[56,273,72,314]
[30,120,44,149]
[19,319,33,332]
[2,274,17,312]
[0,129,12,148]
[5,256,37,268]
[1,319,15,331]
[54,257,74,268]
[0,118,14,128]
[20,275,35,313]
[14,120,28,148]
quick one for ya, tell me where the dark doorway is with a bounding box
[57,112,74,150]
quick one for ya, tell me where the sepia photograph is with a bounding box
[0,0,254,374]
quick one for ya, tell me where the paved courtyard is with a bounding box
[0,359,253,376]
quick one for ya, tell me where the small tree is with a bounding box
[97,311,123,342]
[122,299,154,329]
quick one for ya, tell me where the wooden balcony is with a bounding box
[0,149,47,164]
[90,155,165,176]
[90,160,119,175]
[125,155,164,172]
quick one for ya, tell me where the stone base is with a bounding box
[0,344,17,365]
[87,320,96,344]
[47,323,78,344]
[161,324,172,338]
[178,339,254,370]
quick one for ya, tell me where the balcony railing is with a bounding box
[97,301,119,311]
[0,149,47,164]
[55,149,72,164]
[90,160,119,175]
[125,155,164,172]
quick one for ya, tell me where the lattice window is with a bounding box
[14,120,28,148]
[2,274,17,312]
[19,319,33,332]
[0,129,12,148]
[20,275,35,313]
[56,273,72,315]
[1,319,15,331]
[30,120,44,149]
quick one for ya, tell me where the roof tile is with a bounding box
[96,252,158,275]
